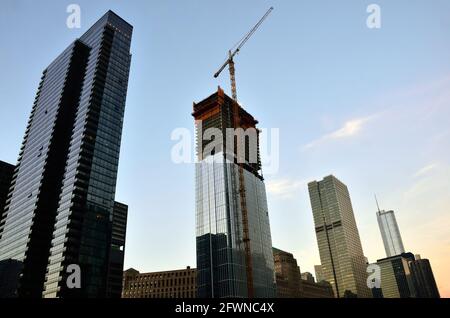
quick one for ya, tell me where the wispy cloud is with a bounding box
[404,163,450,201]
[413,163,438,178]
[266,178,305,199]
[303,75,450,152]
[303,115,377,150]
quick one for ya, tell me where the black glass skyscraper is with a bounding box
[0,11,132,298]
[0,161,15,227]
[409,257,440,298]
[106,201,128,298]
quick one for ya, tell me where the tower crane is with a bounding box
[213,7,273,298]
[214,7,273,102]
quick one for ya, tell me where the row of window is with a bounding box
[124,290,196,298]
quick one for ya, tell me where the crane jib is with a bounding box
[213,7,273,81]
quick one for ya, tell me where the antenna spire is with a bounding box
[375,194,381,213]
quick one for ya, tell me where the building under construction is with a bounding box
[193,87,275,298]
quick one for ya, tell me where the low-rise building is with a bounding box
[122,266,196,298]
[301,279,334,298]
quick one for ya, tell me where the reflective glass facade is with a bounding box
[0,11,132,298]
[377,210,405,257]
[193,88,275,298]
[106,201,128,298]
[43,11,132,298]
[196,155,275,298]
[0,40,91,297]
[376,253,416,298]
[0,161,15,228]
[308,175,372,298]
[409,258,440,298]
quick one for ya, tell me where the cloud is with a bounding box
[404,163,450,202]
[266,178,305,199]
[302,75,450,152]
[413,163,438,178]
[303,115,377,150]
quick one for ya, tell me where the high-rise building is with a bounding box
[314,264,325,283]
[376,252,416,298]
[409,256,440,298]
[106,201,128,298]
[122,267,197,298]
[0,160,15,227]
[193,87,275,298]
[0,160,20,298]
[308,175,372,298]
[0,259,23,298]
[273,248,302,298]
[0,11,132,298]
[376,209,405,257]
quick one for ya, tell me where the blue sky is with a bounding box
[0,0,449,296]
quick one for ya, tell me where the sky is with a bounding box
[0,0,449,297]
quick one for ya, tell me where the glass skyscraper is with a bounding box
[409,256,440,298]
[193,87,275,298]
[0,11,132,298]
[106,201,128,298]
[308,175,372,298]
[376,252,416,298]
[0,161,15,229]
[376,209,405,257]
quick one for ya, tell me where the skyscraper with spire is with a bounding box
[375,197,405,257]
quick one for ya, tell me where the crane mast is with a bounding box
[227,51,238,101]
[213,7,273,298]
